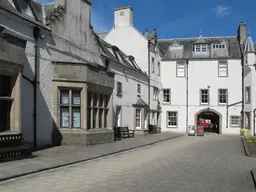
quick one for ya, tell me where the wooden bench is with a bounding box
[0,134,33,162]
[120,127,134,139]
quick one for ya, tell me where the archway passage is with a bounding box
[197,111,220,134]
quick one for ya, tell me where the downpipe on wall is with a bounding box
[186,60,189,133]
[147,40,151,128]
[254,109,256,136]
[33,27,40,148]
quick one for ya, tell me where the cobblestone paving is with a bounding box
[1,134,256,192]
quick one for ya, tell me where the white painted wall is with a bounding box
[161,59,242,134]
[104,8,162,126]
[108,59,148,130]
[244,52,256,135]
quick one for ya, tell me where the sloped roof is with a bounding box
[244,33,255,53]
[158,36,241,60]
[0,0,49,30]
[97,32,108,40]
[132,95,148,107]
[98,38,146,74]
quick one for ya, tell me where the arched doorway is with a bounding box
[195,108,222,134]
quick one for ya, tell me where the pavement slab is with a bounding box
[0,133,182,181]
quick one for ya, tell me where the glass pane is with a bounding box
[93,94,98,107]
[0,75,12,97]
[99,109,103,128]
[99,94,103,107]
[88,92,92,107]
[60,107,69,128]
[93,108,97,128]
[0,100,11,132]
[14,0,35,18]
[60,90,69,105]
[87,108,91,130]
[72,91,81,105]
[104,95,109,108]
[72,107,81,128]
[104,109,108,128]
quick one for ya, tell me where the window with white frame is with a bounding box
[137,84,141,94]
[201,44,207,52]
[200,89,209,104]
[176,61,185,77]
[194,44,208,53]
[218,61,228,77]
[116,82,122,97]
[218,89,227,105]
[158,62,161,76]
[195,44,201,53]
[163,89,170,103]
[153,87,159,100]
[167,111,178,127]
[135,109,141,128]
[60,89,81,128]
[230,116,240,127]
[88,93,109,129]
[245,86,251,103]
[151,57,155,73]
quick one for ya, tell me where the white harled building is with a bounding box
[157,23,247,135]
[100,6,162,132]
[244,30,256,136]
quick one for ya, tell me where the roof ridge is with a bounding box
[159,36,237,41]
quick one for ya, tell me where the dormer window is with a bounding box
[13,0,35,19]
[169,41,183,51]
[212,44,226,49]
[194,44,208,53]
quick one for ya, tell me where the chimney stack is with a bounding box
[237,22,246,46]
[114,6,133,28]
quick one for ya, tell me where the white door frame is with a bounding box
[135,108,141,129]
[116,106,121,127]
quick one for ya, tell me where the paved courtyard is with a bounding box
[1,134,256,192]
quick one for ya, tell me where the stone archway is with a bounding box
[194,108,222,134]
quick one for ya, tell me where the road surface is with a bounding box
[0,134,256,192]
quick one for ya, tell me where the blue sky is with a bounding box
[37,0,255,41]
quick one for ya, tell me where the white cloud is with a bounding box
[213,5,231,17]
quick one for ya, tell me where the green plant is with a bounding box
[246,137,253,144]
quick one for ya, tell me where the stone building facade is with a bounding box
[0,0,115,147]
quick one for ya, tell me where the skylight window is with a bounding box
[13,0,35,19]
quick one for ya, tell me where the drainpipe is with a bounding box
[147,40,151,128]
[186,60,189,133]
[253,109,256,136]
[33,27,40,148]
[241,53,245,129]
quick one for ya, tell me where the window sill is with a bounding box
[167,126,178,128]
[162,102,170,105]
[230,125,240,128]
[218,103,227,106]
[200,103,209,105]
